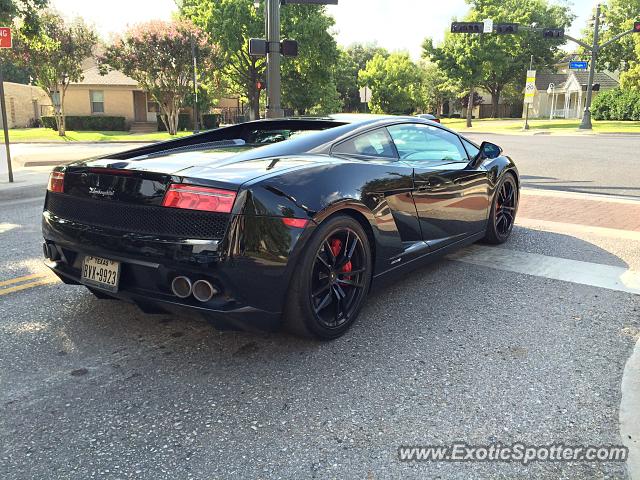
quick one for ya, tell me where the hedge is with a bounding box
[41,116,126,131]
[156,113,191,132]
[592,88,640,121]
[201,114,221,130]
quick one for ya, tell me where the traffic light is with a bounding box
[542,28,564,38]
[634,21,640,33]
[256,80,265,91]
[280,39,299,57]
[451,22,484,34]
[249,38,267,56]
[494,23,519,34]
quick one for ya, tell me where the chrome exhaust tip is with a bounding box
[171,276,192,299]
[43,242,59,261]
[192,279,218,302]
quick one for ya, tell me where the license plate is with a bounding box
[81,255,120,292]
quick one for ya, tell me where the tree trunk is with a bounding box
[466,87,474,128]
[168,109,178,135]
[491,87,502,119]
[251,87,260,121]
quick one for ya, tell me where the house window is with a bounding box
[90,90,104,114]
[147,100,159,113]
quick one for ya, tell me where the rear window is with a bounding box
[246,129,322,145]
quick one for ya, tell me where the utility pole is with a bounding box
[265,0,283,118]
[580,3,601,130]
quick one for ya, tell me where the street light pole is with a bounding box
[579,3,601,130]
[265,0,284,118]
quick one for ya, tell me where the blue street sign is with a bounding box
[569,61,589,70]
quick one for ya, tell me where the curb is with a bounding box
[621,336,640,480]
[18,159,76,167]
[0,183,47,203]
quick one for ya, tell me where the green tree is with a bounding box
[335,43,389,112]
[334,48,359,112]
[181,0,264,119]
[416,60,456,114]
[423,33,485,126]
[100,19,219,135]
[181,0,340,118]
[9,11,96,136]
[280,3,340,115]
[619,37,640,89]
[425,0,572,120]
[580,0,640,72]
[0,0,48,34]
[358,52,421,115]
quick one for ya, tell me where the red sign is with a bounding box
[0,28,12,49]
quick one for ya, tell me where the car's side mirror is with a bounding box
[475,141,502,162]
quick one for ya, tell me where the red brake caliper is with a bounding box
[330,238,352,280]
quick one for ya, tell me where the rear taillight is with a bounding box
[47,171,65,193]
[162,184,237,213]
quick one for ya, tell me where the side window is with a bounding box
[387,123,468,164]
[90,90,104,114]
[461,138,480,159]
[333,128,397,159]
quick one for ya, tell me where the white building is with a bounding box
[524,71,619,119]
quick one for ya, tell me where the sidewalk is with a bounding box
[0,167,51,202]
[518,189,640,232]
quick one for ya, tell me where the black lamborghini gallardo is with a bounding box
[42,115,519,339]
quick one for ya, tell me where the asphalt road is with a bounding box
[1,189,639,478]
[465,134,640,198]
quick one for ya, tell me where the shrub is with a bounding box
[201,113,220,130]
[157,113,191,132]
[592,88,640,121]
[41,115,126,131]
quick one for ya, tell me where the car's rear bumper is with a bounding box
[45,255,282,331]
[42,208,313,331]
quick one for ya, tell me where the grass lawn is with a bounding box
[440,118,640,133]
[7,128,195,143]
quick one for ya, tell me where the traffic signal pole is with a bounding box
[265,0,284,118]
[579,4,601,130]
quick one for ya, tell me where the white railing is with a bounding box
[552,108,567,119]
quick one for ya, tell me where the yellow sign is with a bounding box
[524,70,536,104]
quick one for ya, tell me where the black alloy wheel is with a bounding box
[284,215,372,339]
[483,173,518,244]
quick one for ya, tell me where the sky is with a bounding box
[51,0,597,57]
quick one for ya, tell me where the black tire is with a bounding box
[483,172,518,244]
[284,214,372,340]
